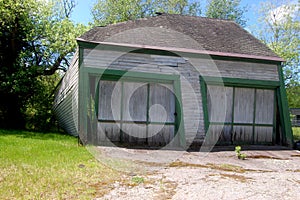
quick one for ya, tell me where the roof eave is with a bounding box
[77,38,285,63]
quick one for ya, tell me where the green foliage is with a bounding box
[92,0,201,26]
[235,146,247,160]
[0,0,88,130]
[286,85,300,108]
[0,129,120,199]
[25,74,61,131]
[255,0,300,87]
[293,127,300,141]
[205,0,247,27]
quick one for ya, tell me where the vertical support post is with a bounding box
[277,65,293,147]
[199,76,209,133]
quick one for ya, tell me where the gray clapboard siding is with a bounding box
[53,50,79,136]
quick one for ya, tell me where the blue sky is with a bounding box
[70,0,267,28]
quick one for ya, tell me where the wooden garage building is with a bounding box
[53,14,293,148]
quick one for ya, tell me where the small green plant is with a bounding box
[235,146,247,160]
[131,176,145,184]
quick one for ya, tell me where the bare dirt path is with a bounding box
[94,147,300,200]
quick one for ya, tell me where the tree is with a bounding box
[92,0,201,26]
[0,0,87,129]
[253,1,299,107]
[205,0,247,27]
[255,1,299,87]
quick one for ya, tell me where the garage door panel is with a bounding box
[255,89,274,124]
[148,124,174,146]
[254,126,273,143]
[234,88,255,123]
[98,80,121,120]
[149,83,175,123]
[233,126,253,143]
[207,86,233,123]
[123,82,148,122]
[207,125,232,144]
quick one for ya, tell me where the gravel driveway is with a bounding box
[93,146,300,200]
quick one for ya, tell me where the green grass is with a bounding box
[293,127,300,141]
[0,129,121,199]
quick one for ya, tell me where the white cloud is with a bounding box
[267,3,299,25]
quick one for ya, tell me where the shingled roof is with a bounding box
[78,14,283,62]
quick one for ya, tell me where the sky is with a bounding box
[69,0,274,29]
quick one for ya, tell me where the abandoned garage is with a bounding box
[53,14,293,148]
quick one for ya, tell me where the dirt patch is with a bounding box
[246,155,288,160]
[169,161,247,173]
[209,173,253,183]
[95,148,300,200]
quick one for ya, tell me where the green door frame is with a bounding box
[199,75,293,146]
[79,67,186,147]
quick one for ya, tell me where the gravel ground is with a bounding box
[94,147,300,200]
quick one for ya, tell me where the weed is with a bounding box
[235,146,247,160]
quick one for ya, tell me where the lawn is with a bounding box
[0,130,121,199]
[293,127,300,141]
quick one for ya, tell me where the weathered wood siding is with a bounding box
[96,79,175,146]
[206,85,275,144]
[82,47,279,145]
[53,51,79,136]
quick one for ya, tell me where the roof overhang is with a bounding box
[77,38,285,63]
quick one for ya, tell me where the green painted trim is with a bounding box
[209,55,282,65]
[98,120,175,126]
[209,122,273,127]
[78,41,98,49]
[277,66,293,146]
[95,81,99,118]
[79,47,84,68]
[199,76,209,133]
[201,76,280,89]
[83,67,179,82]
[78,69,89,143]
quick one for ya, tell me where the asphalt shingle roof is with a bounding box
[79,14,282,61]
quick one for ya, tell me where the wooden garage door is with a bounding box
[207,85,275,144]
[97,80,176,146]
